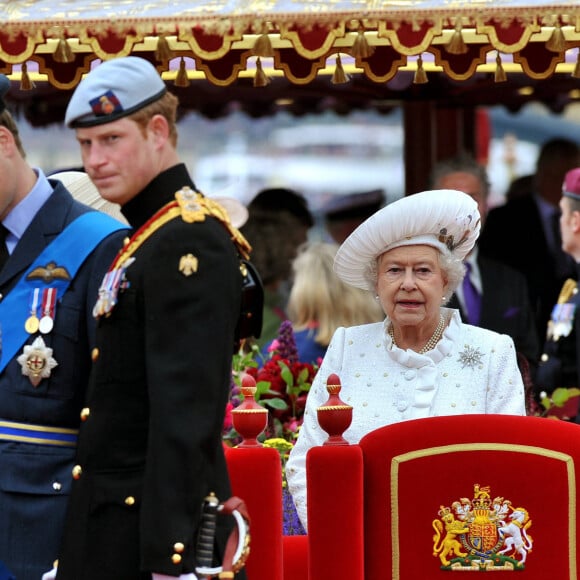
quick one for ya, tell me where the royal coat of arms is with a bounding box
[432,484,533,571]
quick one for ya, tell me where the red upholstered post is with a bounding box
[306,445,364,579]
[283,535,309,579]
[225,446,284,580]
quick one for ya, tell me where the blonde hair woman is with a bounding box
[285,241,384,364]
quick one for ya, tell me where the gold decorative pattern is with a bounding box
[1,1,579,89]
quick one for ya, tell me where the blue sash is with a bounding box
[0,212,127,373]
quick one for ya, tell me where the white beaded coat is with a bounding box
[286,308,526,529]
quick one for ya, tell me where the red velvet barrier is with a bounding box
[225,446,284,580]
[359,414,580,579]
[306,445,365,580]
[283,535,309,579]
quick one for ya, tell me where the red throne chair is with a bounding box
[306,414,580,579]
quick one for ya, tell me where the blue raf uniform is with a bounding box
[0,106,128,580]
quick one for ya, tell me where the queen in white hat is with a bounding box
[286,189,527,530]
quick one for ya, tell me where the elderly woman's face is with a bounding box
[375,245,448,328]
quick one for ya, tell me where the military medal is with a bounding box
[93,257,134,318]
[39,288,57,334]
[16,336,58,387]
[548,302,576,341]
[24,288,41,334]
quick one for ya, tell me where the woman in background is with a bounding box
[281,241,384,364]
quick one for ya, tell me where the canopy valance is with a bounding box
[1,1,579,91]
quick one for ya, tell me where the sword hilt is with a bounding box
[196,492,220,568]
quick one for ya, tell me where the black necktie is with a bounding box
[0,225,9,272]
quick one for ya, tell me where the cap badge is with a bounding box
[90,91,123,117]
[17,336,58,387]
[432,484,533,571]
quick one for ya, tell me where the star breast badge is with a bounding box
[17,336,58,387]
[458,345,484,369]
[432,484,533,571]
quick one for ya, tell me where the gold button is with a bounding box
[53,482,62,491]
[72,465,82,480]
[123,237,131,246]
[80,407,90,421]
[91,348,99,361]
[541,353,549,362]
[124,496,135,506]
[171,554,182,565]
[173,542,184,553]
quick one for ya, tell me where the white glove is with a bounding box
[41,566,57,580]
[152,574,198,580]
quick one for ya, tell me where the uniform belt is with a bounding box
[0,420,78,447]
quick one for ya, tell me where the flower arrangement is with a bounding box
[224,319,318,535]
[529,387,580,420]
[225,319,317,445]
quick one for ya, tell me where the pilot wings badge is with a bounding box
[432,484,533,571]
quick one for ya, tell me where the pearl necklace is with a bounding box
[388,314,446,354]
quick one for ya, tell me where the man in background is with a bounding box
[535,168,580,420]
[240,187,313,348]
[478,137,580,339]
[322,189,385,244]
[0,74,127,580]
[431,153,540,370]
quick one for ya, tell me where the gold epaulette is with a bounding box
[557,278,577,304]
[113,187,252,269]
[176,187,252,260]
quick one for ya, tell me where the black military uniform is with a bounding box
[56,165,250,578]
[535,272,580,411]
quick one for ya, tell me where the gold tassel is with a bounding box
[155,34,174,61]
[331,54,349,85]
[446,24,468,55]
[351,31,375,59]
[253,57,271,87]
[413,55,428,84]
[54,37,73,63]
[494,53,507,83]
[573,51,580,78]
[20,62,35,90]
[174,57,190,88]
[546,23,566,52]
[252,33,274,58]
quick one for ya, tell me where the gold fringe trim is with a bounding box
[573,52,580,79]
[494,53,507,83]
[253,57,271,87]
[252,33,274,58]
[20,62,35,90]
[546,24,566,53]
[155,34,174,61]
[413,55,428,84]
[174,57,191,87]
[53,38,73,63]
[331,54,349,84]
[351,31,374,59]
[446,25,468,55]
